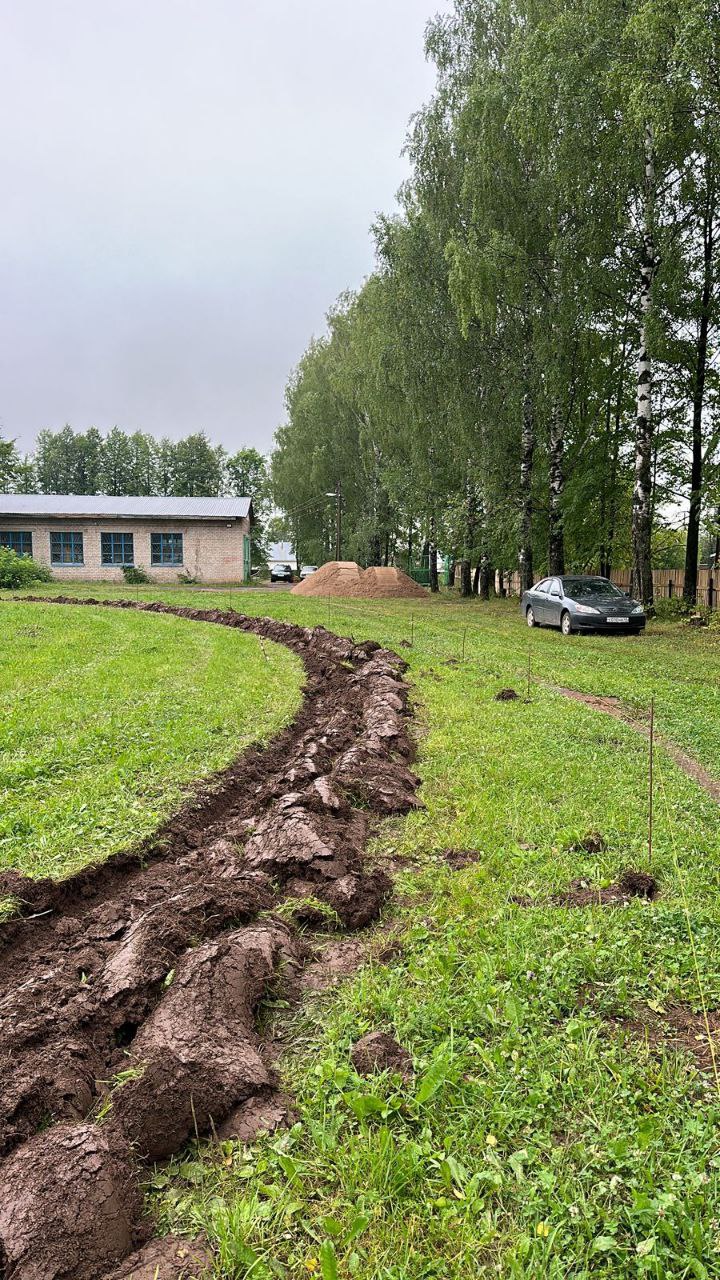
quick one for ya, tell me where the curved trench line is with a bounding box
[0,598,422,1280]
[550,683,720,803]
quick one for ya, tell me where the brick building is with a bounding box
[0,494,253,583]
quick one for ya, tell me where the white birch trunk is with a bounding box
[631,122,659,607]
[548,400,565,575]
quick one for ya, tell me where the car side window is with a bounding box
[549,578,562,597]
[534,579,549,594]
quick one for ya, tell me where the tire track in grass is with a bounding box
[549,684,720,802]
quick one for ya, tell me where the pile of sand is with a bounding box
[292,561,427,599]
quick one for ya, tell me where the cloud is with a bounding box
[0,0,448,453]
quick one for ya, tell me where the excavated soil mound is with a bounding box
[0,597,422,1280]
[292,561,427,599]
[350,1031,414,1079]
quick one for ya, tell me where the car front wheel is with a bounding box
[561,611,573,636]
[526,606,536,628]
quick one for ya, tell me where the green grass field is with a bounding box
[0,599,303,879]
[6,585,720,1277]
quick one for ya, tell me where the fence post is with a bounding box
[668,578,673,599]
[709,576,715,611]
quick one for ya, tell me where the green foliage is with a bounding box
[652,596,692,620]
[24,426,268,505]
[0,548,52,589]
[121,564,150,585]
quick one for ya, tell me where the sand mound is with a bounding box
[292,561,427,599]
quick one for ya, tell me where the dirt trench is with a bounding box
[0,598,422,1280]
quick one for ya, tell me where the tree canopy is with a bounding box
[271,0,720,603]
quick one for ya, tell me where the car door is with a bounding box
[531,578,550,622]
[545,577,564,627]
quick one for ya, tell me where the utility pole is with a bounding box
[326,483,343,560]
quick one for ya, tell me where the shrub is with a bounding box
[653,596,692,621]
[0,548,52,589]
[177,570,198,584]
[122,564,150,584]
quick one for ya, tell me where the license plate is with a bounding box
[608,616,629,623]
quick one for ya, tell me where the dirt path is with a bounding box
[551,684,720,803]
[0,598,421,1280]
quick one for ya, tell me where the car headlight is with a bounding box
[632,604,644,614]
[575,603,600,615]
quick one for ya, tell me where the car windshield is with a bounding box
[563,577,625,600]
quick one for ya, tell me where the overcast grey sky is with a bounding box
[0,1,449,455]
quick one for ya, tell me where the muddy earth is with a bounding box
[0,599,421,1280]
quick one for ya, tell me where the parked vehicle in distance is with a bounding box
[270,563,294,583]
[521,575,646,636]
[299,564,318,579]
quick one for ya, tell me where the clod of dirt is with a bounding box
[100,1235,211,1280]
[0,1123,141,1280]
[495,688,519,701]
[442,849,483,870]
[350,1031,414,1079]
[617,869,658,899]
[571,831,606,854]
[216,1091,295,1143]
[110,925,295,1161]
[300,937,369,993]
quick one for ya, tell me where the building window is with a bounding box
[101,532,134,566]
[151,532,183,565]
[50,531,84,565]
[0,531,32,556]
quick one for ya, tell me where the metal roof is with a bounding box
[0,494,252,520]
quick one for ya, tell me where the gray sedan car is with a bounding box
[521,575,646,636]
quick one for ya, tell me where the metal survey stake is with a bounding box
[648,696,654,863]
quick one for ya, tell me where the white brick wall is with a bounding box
[0,517,250,583]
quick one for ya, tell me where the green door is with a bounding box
[243,534,251,583]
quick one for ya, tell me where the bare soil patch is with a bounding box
[495,688,520,701]
[0,598,421,1280]
[570,831,606,855]
[511,869,658,909]
[442,849,484,870]
[619,1004,720,1077]
[552,685,720,803]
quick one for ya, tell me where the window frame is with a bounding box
[151,531,183,566]
[0,531,32,557]
[101,531,135,567]
[50,530,84,565]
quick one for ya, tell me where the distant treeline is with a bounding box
[271,0,720,604]
[0,425,272,560]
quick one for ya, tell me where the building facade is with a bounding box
[0,495,252,583]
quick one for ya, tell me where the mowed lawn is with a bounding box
[0,600,303,879]
[8,586,720,1277]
